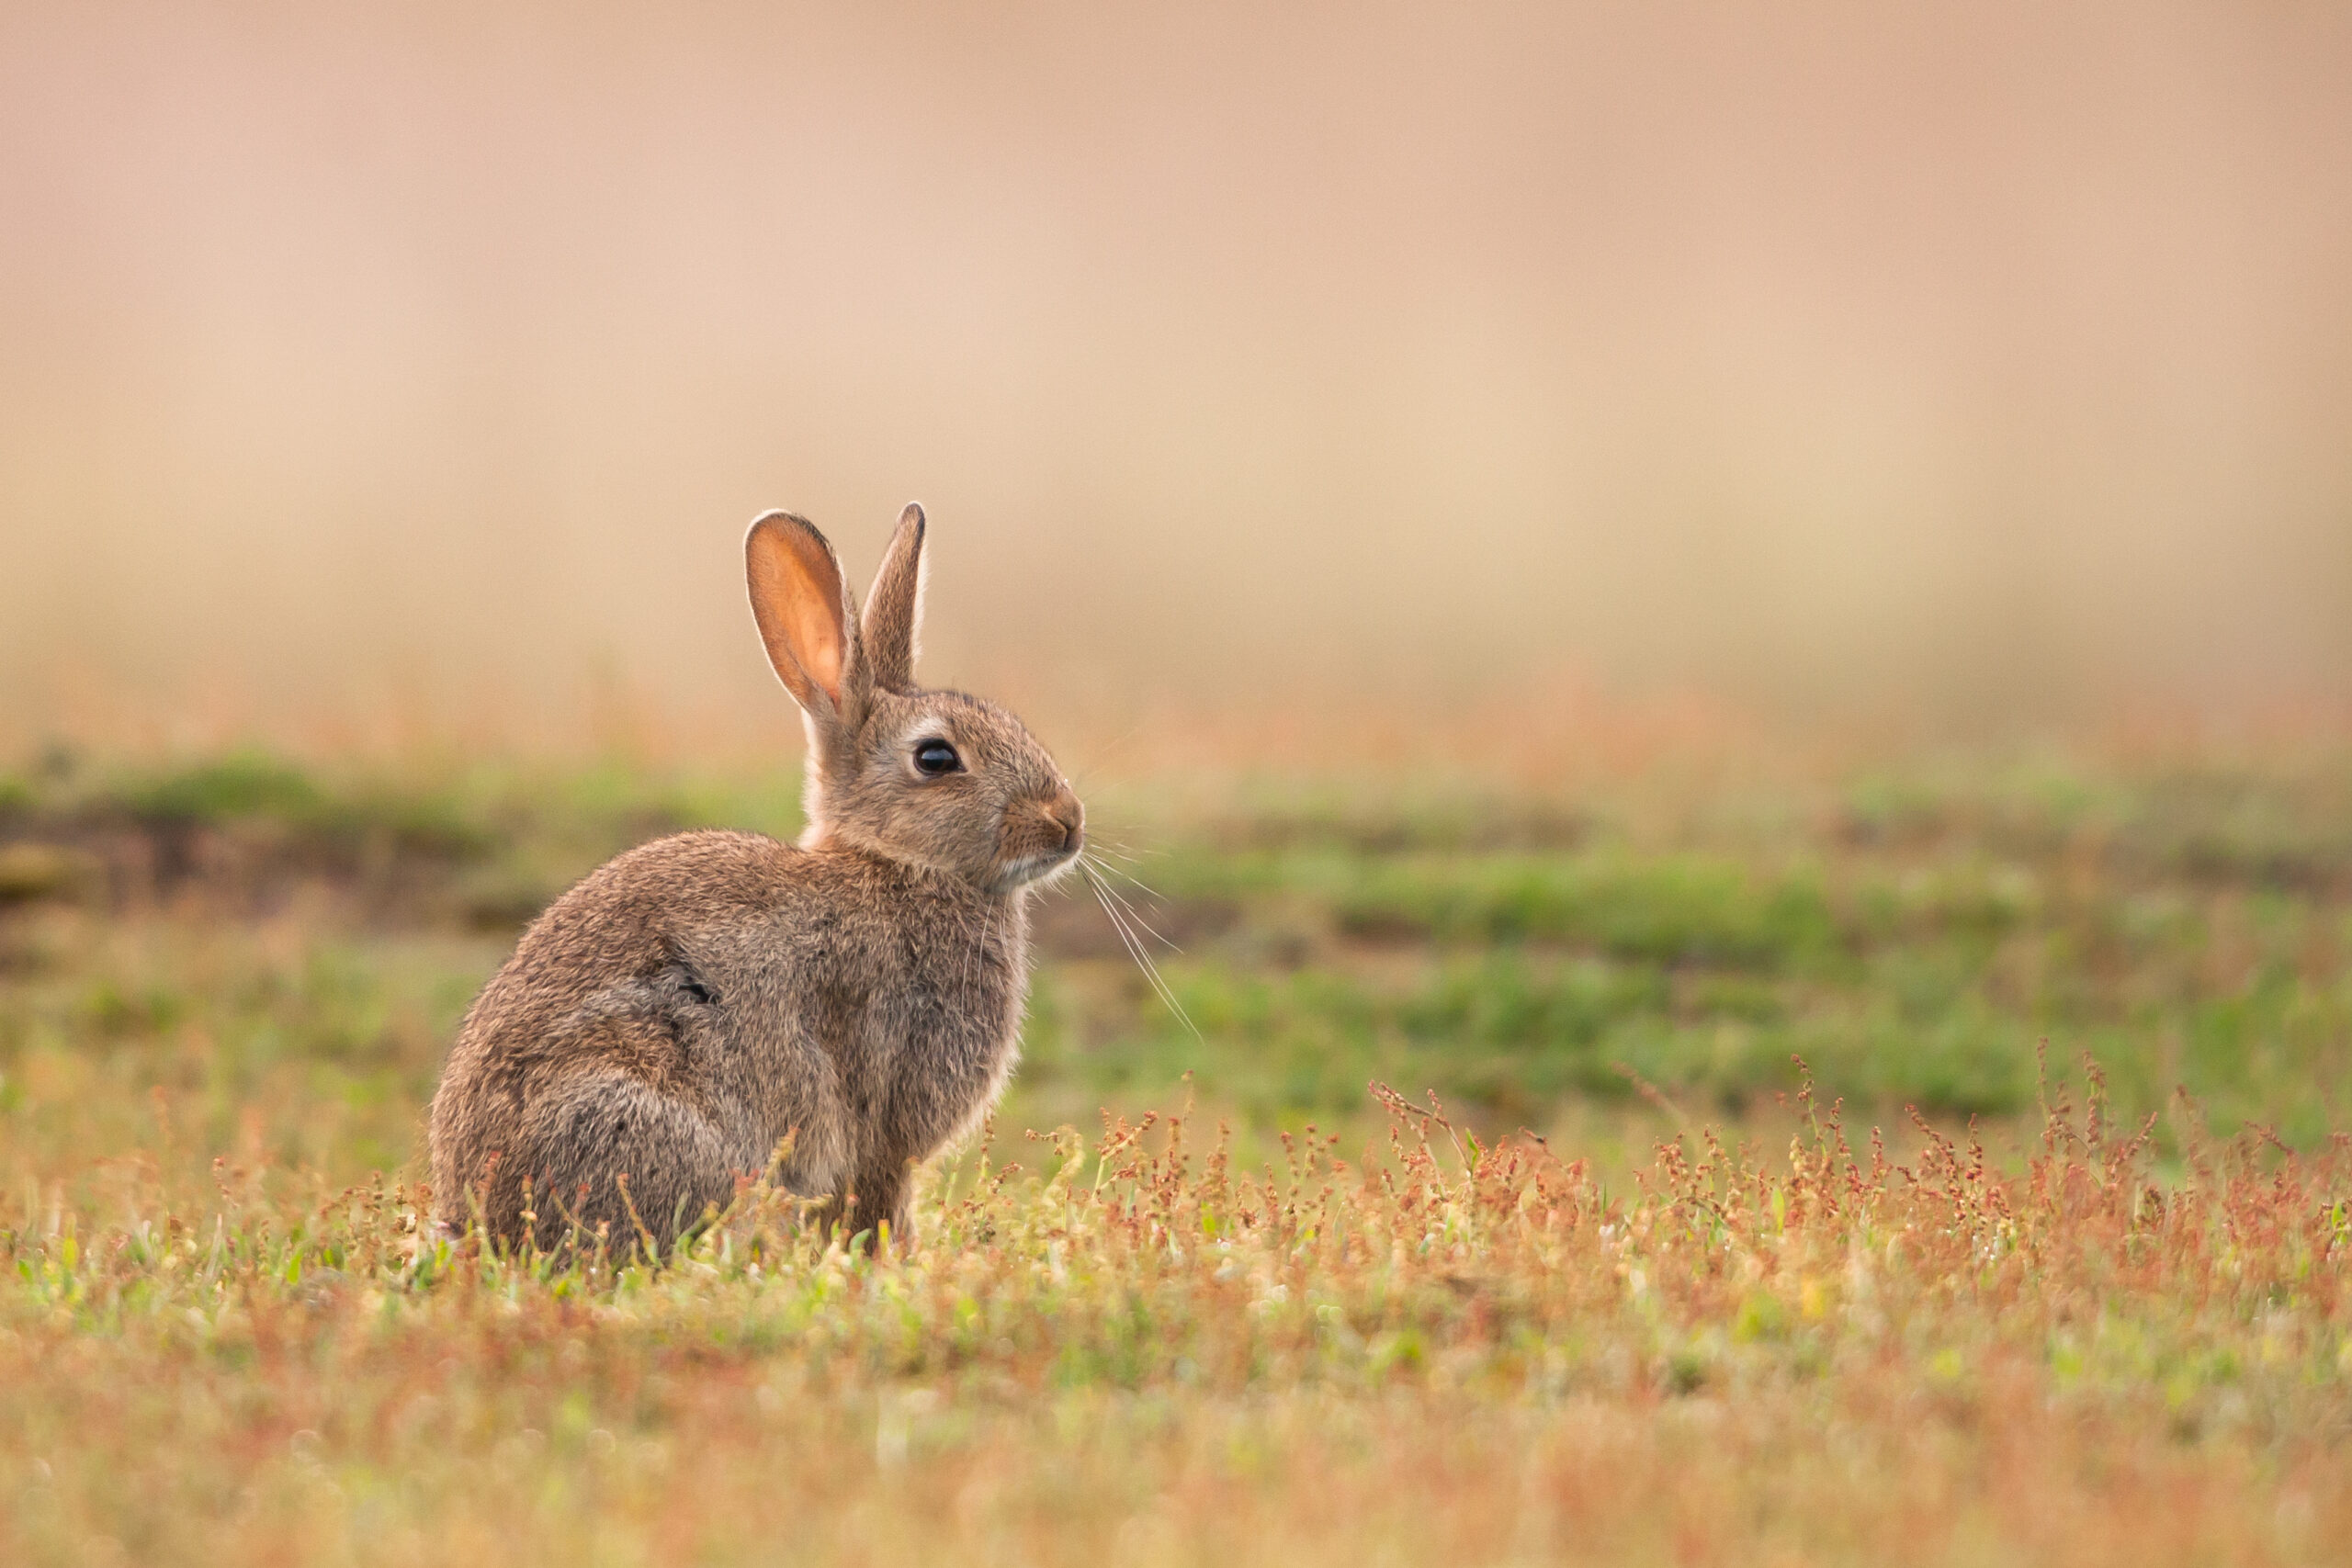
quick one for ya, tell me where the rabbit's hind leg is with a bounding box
[520,1071,740,1256]
[803,1156,918,1253]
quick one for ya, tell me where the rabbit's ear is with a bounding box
[862,502,927,693]
[746,512,868,725]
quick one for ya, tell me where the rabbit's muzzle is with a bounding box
[996,791,1085,887]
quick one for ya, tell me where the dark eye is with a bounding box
[913,739,962,776]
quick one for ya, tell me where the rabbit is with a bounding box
[426,502,1084,1253]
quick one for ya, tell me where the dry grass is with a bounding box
[4,1073,2350,1566]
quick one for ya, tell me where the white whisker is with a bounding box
[1082,863,1204,1046]
[1084,854,1182,953]
[1080,843,1167,904]
[1067,723,1152,789]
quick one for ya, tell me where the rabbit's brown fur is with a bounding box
[428,504,1081,1252]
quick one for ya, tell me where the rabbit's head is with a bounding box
[746,504,1085,892]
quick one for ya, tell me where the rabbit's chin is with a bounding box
[991,847,1081,894]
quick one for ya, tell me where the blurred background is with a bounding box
[5,2,2352,1194]
[3,2,2349,750]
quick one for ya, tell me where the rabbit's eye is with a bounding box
[913,739,963,777]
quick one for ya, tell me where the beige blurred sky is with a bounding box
[3,3,2348,749]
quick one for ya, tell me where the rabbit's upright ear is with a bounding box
[746,513,869,728]
[861,502,926,694]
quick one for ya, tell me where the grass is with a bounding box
[4,1075,2348,1565]
[2,736,2349,1562]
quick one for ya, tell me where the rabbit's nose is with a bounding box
[1044,797,1084,852]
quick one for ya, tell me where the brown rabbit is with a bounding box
[427,503,1083,1252]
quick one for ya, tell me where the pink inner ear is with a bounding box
[748,520,849,708]
[792,602,843,702]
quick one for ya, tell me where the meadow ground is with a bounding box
[2,727,2349,1564]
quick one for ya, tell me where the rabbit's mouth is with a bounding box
[993,843,1082,892]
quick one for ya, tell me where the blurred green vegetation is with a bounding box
[1,742,2347,1189]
